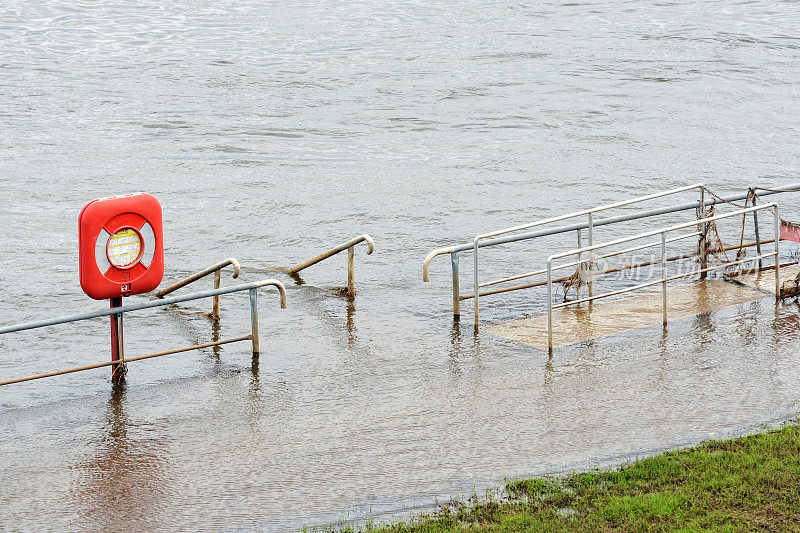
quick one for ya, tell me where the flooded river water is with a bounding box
[2,1,800,530]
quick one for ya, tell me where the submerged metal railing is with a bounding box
[426,184,707,323]
[545,203,781,351]
[287,234,374,296]
[155,258,241,319]
[0,279,287,386]
[469,184,708,325]
[424,183,800,325]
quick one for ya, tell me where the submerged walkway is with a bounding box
[489,265,800,350]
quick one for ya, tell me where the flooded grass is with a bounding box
[338,422,800,532]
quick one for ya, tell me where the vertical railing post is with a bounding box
[661,232,668,326]
[577,229,583,302]
[547,259,553,352]
[110,297,125,384]
[699,188,708,279]
[473,239,480,326]
[212,270,221,319]
[451,252,461,318]
[347,245,355,296]
[588,212,594,297]
[249,289,260,356]
[751,189,763,269]
[774,206,781,300]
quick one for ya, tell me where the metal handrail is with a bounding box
[475,183,705,241]
[0,279,287,386]
[424,184,705,319]
[475,231,701,290]
[470,184,706,324]
[545,203,781,351]
[424,183,800,321]
[423,246,457,283]
[0,337,252,387]
[551,231,700,273]
[458,239,776,302]
[155,257,241,319]
[0,279,286,334]
[287,234,375,296]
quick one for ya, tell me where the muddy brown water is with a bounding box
[2,1,800,530]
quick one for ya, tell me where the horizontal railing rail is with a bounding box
[0,337,252,387]
[0,280,285,335]
[155,257,241,318]
[0,279,287,386]
[458,239,776,302]
[287,234,374,296]
[545,203,781,351]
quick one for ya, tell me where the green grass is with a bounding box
[328,423,800,532]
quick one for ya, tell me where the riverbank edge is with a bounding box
[327,421,800,532]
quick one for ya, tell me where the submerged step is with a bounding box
[487,279,769,350]
[725,263,800,296]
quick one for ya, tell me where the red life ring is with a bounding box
[79,193,164,299]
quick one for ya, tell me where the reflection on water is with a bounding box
[346,298,357,348]
[70,386,175,531]
[250,352,261,393]
[210,318,222,358]
[1,0,800,530]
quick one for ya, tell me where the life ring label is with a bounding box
[107,228,143,268]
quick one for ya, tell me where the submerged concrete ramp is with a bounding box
[487,279,770,350]
[725,263,800,296]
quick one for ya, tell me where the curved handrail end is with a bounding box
[423,246,456,282]
[361,234,375,255]
[259,279,288,309]
[226,257,241,279]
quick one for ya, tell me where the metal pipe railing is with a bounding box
[475,183,705,242]
[424,183,800,320]
[459,239,775,301]
[0,279,285,335]
[470,184,706,324]
[552,231,700,274]
[155,258,241,319]
[0,279,287,386]
[287,234,374,297]
[545,203,781,351]
[0,336,251,387]
[472,231,688,291]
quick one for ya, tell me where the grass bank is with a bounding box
[345,423,800,532]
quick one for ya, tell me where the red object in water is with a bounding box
[78,193,164,300]
[780,220,800,244]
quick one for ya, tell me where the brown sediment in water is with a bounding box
[726,263,800,295]
[487,279,772,350]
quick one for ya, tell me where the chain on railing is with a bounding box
[545,203,781,352]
